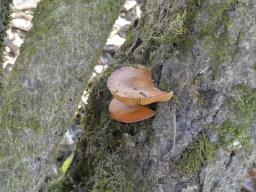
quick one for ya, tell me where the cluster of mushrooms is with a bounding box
[107,66,173,123]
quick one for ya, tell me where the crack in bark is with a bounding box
[125,36,143,61]
[198,168,205,192]
[225,151,236,169]
[171,104,177,155]
[209,152,236,192]
[191,49,196,62]
[230,31,241,65]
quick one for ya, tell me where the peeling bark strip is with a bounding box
[56,0,256,191]
[2,0,41,73]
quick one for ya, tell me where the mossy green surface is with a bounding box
[177,133,215,174]
[49,66,137,191]
[49,0,255,189]
[49,60,162,191]
[47,178,67,192]
[68,0,243,179]
[252,64,256,72]
[141,0,236,77]
[217,84,256,149]
[139,0,237,74]
[169,0,246,175]
[198,0,237,77]
[215,120,250,149]
[142,0,204,52]
[176,84,255,174]
[0,0,123,191]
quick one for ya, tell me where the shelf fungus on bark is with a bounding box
[107,66,173,105]
[107,65,173,123]
[109,98,155,123]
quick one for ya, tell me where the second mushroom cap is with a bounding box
[109,98,155,123]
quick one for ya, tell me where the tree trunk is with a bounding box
[0,0,122,191]
[58,0,256,191]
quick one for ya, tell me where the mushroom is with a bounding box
[109,98,155,123]
[107,66,173,105]
[107,65,173,123]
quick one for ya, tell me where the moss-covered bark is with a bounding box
[60,0,256,191]
[1,0,254,191]
[50,65,154,191]
[0,0,123,191]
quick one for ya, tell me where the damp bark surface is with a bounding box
[0,0,122,191]
[56,0,256,192]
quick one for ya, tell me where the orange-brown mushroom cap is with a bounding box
[107,66,173,105]
[109,98,155,123]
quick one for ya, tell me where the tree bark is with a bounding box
[0,0,122,191]
[59,0,256,191]
[0,0,11,72]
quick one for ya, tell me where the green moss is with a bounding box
[55,63,158,191]
[132,0,205,66]
[99,0,122,21]
[48,177,71,192]
[147,0,204,51]
[55,66,142,191]
[252,64,256,72]
[18,0,71,59]
[229,84,256,122]
[0,86,42,133]
[0,0,125,190]
[199,1,235,34]
[212,84,255,150]
[178,79,255,177]
[152,10,188,45]
[90,160,135,192]
[175,84,253,174]
[140,0,237,75]
[121,29,137,52]
[198,0,236,77]
[176,133,216,174]
[215,120,250,149]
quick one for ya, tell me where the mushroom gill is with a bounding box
[109,98,155,123]
[107,66,173,105]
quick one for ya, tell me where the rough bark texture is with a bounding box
[0,0,122,191]
[0,0,11,78]
[58,0,256,191]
